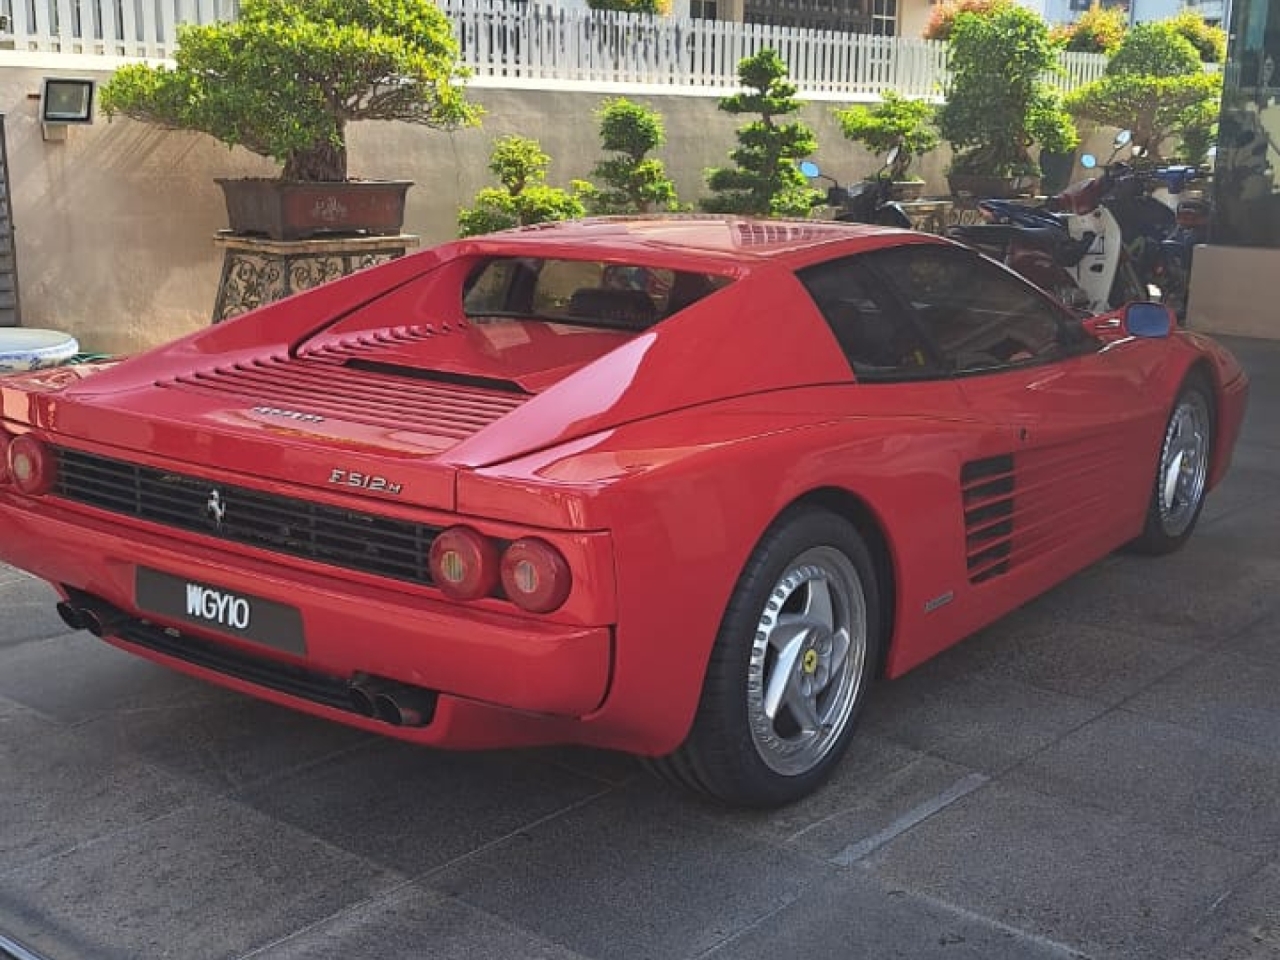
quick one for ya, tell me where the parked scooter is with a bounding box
[947,132,1148,315]
[801,151,914,228]
[1143,163,1210,322]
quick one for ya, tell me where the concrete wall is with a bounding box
[5,60,960,354]
[1187,246,1280,337]
[4,56,1207,354]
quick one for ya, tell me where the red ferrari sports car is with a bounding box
[0,217,1248,806]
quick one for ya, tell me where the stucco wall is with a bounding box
[3,58,1139,354]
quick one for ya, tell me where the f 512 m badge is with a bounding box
[328,469,403,495]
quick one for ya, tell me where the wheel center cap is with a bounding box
[802,648,819,675]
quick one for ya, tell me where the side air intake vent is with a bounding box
[961,454,1015,584]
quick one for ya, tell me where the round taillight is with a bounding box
[501,538,571,613]
[8,434,56,495]
[428,526,499,601]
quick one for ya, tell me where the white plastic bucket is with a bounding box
[0,329,81,374]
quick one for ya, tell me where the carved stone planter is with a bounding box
[216,179,413,241]
[211,233,419,323]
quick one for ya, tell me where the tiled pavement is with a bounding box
[1,336,1278,960]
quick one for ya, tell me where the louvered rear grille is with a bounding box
[158,355,527,440]
[53,448,440,585]
[962,454,1016,584]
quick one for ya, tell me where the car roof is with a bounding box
[458,216,917,270]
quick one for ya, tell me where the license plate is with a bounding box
[135,567,306,656]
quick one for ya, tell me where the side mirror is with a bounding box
[800,160,821,178]
[1124,301,1174,338]
[1080,302,1174,341]
[1080,154,1098,169]
[1113,129,1133,149]
[885,145,901,168]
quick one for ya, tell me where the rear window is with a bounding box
[463,258,732,330]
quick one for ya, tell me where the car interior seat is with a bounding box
[565,288,659,329]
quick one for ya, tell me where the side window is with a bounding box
[865,245,1069,373]
[797,256,939,380]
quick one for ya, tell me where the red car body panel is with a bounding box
[0,217,1249,757]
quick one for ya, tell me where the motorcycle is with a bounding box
[946,132,1152,316]
[800,151,914,228]
[1142,162,1210,323]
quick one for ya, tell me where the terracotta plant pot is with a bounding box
[216,179,413,241]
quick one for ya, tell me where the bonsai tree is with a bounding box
[1064,21,1222,161]
[458,136,590,237]
[936,5,1078,183]
[99,0,480,182]
[701,50,822,217]
[588,98,682,214]
[834,91,939,181]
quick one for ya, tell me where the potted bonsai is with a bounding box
[100,0,481,240]
[935,4,1077,198]
[834,91,939,200]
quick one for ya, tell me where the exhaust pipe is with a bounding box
[56,599,126,638]
[349,674,437,727]
[348,676,391,718]
[56,601,86,631]
[372,688,436,727]
[79,604,127,639]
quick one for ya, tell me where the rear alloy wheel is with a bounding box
[1132,375,1213,555]
[649,509,880,807]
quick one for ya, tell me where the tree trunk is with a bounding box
[282,140,348,182]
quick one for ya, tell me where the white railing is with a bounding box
[0,0,1106,99]
[447,0,951,98]
[1056,50,1109,90]
[0,0,239,58]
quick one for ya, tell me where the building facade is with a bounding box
[1184,0,1280,337]
[1214,0,1280,248]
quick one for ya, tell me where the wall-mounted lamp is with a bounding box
[40,77,96,142]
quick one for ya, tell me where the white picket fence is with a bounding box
[0,0,239,58]
[0,0,1107,98]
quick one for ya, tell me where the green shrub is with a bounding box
[922,0,1011,42]
[100,0,480,182]
[1106,21,1202,77]
[1053,4,1127,54]
[936,5,1078,179]
[458,136,589,236]
[589,98,682,214]
[1166,10,1227,63]
[834,92,939,181]
[701,50,822,217]
[587,0,671,13]
[1065,21,1221,160]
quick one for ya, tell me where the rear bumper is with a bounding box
[0,495,613,745]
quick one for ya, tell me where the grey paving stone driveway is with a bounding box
[1,336,1278,960]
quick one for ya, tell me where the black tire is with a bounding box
[1130,374,1214,555]
[647,508,881,807]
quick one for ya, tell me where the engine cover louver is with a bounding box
[961,454,1016,584]
[158,349,527,441]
